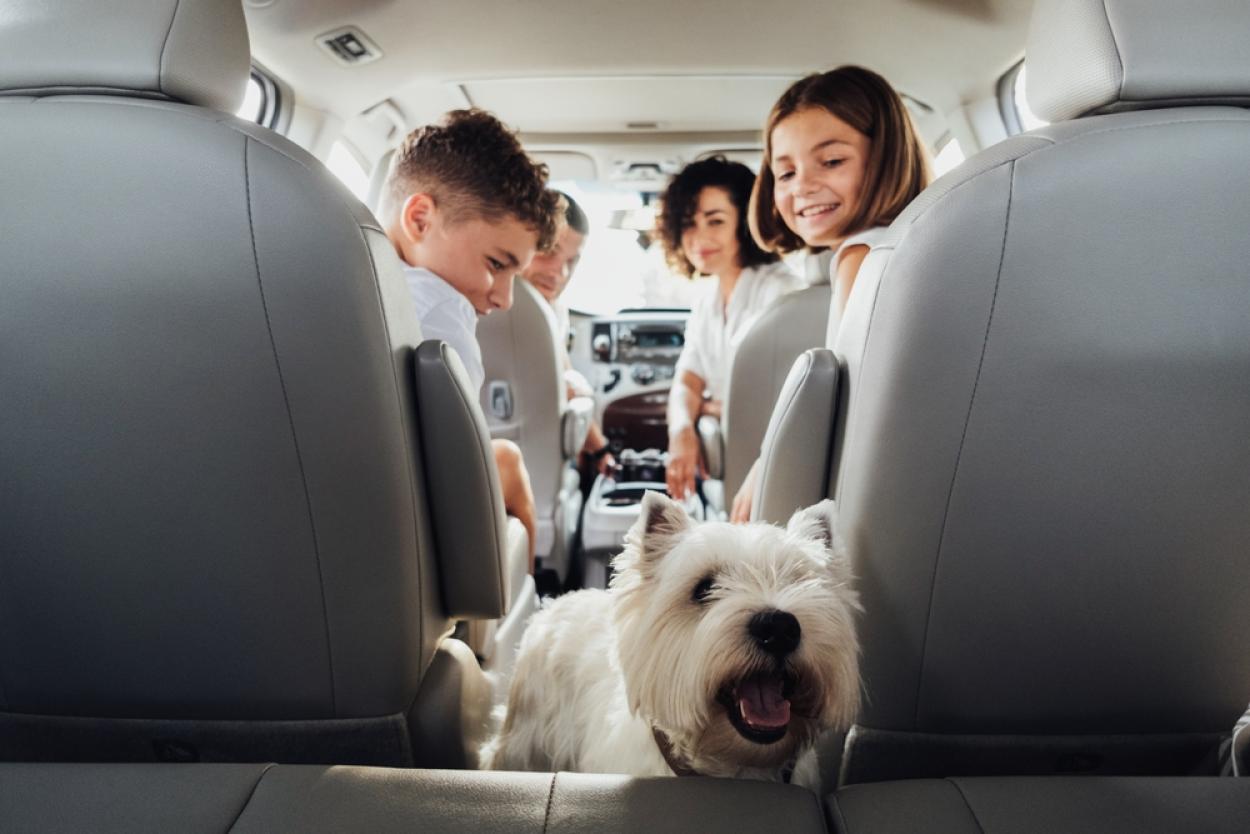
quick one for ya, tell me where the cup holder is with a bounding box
[600,484,667,507]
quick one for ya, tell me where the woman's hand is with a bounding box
[729,458,761,524]
[666,425,702,501]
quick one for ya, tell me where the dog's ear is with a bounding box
[787,500,850,574]
[637,490,692,563]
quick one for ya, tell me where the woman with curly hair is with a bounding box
[661,156,801,512]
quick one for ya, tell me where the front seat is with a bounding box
[756,0,1250,785]
[0,0,507,768]
[705,256,834,508]
[477,278,592,580]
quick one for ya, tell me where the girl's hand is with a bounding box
[666,426,701,501]
[730,458,761,524]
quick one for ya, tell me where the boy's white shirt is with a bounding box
[403,264,485,395]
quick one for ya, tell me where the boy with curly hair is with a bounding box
[381,109,560,570]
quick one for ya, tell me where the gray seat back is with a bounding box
[827,0,1250,782]
[477,279,583,572]
[723,283,832,501]
[0,0,500,766]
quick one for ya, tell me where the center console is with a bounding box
[581,448,703,588]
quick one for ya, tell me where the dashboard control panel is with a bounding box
[591,319,684,365]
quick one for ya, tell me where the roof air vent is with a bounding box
[316,27,383,67]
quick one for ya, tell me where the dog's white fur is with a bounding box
[485,492,860,785]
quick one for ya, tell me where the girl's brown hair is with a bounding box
[750,66,931,253]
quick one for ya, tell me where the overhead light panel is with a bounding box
[316,26,383,67]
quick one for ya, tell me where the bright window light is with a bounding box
[1014,66,1050,131]
[326,141,371,202]
[933,137,966,177]
[235,75,264,123]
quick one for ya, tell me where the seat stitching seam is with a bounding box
[1100,0,1126,101]
[834,247,892,502]
[1062,116,1250,142]
[156,0,182,100]
[224,762,277,832]
[913,160,1015,728]
[357,226,428,715]
[541,772,558,834]
[829,793,851,834]
[947,779,988,834]
[244,137,338,714]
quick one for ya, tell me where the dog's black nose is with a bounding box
[748,610,801,657]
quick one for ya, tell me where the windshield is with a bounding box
[552,180,719,315]
[553,179,814,316]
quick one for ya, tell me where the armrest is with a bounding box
[754,349,839,524]
[696,414,724,480]
[561,395,595,459]
[414,340,509,620]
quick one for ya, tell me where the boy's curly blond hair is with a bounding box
[385,109,559,251]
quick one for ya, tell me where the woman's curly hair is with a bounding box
[386,109,559,250]
[657,156,780,279]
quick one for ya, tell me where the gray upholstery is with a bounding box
[723,283,833,502]
[0,0,250,112]
[415,340,509,620]
[5,762,1248,834]
[832,105,1250,779]
[0,763,827,834]
[830,777,1250,834]
[754,349,839,525]
[477,278,588,575]
[1027,0,1250,122]
[751,0,1250,784]
[0,0,496,766]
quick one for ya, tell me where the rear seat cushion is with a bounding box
[0,764,824,834]
[829,777,1250,834]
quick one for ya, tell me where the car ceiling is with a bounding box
[246,0,1030,127]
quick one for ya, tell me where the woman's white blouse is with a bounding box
[674,260,802,402]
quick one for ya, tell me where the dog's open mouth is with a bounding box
[719,672,795,744]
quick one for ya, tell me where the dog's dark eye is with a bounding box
[691,576,715,604]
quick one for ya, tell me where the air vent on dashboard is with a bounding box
[316,27,383,67]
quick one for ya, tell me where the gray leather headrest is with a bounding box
[1027,0,1250,122]
[0,0,250,112]
[414,340,510,621]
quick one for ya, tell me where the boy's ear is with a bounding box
[399,193,437,243]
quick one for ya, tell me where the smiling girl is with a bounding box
[753,66,931,328]
[661,156,803,506]
[727,68,931,522]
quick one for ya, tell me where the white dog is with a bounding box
[486,491,860,785]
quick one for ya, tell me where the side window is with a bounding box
[999,61,1050,135]
[326,141,371,202]
[932,136,966,177]
[234,70,280,127]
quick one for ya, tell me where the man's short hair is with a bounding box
[555,190,590,236]
[385,109,559,251]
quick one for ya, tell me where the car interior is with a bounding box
[2,0,1250,831]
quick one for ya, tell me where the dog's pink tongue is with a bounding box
[739,676,790,728]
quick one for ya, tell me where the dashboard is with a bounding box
[589,315,685,388]
[574,311,689,452]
